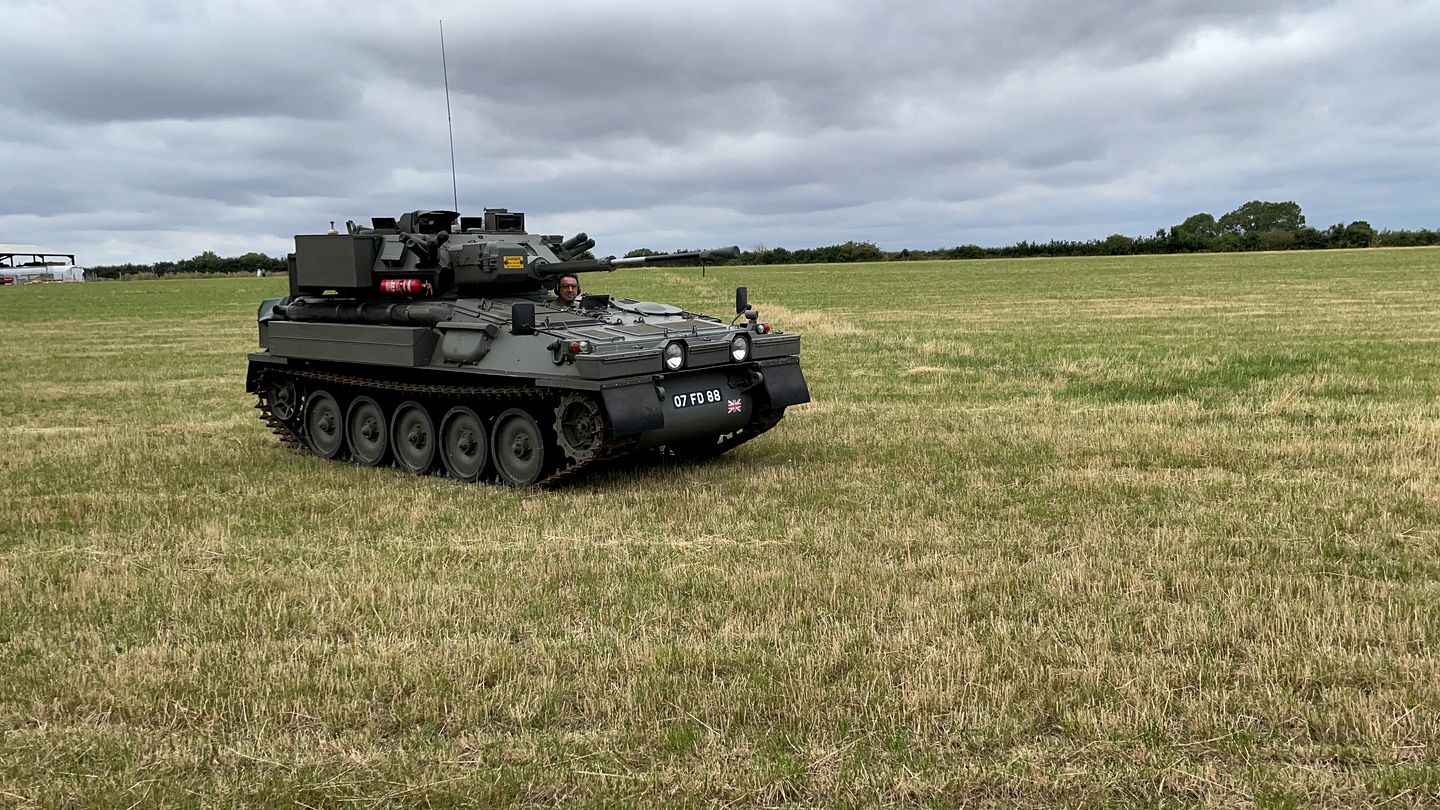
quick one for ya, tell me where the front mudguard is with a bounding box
[600,359,808,446]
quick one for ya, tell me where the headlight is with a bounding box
[729,334,750,362]
[663,341,685,370]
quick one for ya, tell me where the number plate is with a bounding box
[672,388,723,409]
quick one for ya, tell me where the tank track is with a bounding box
[253,366,637,487]
[254,366,787,487]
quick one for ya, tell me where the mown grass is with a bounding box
[3,249,1440,806]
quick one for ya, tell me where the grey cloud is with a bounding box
[1,0,1437,264]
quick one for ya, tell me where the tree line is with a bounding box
[87,201,1439,277]
[663,201,1436,265]
[88,251,287,279]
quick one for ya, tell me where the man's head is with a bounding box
[557,275,580,306]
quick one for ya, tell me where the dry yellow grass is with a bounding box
[3,249,1440,806]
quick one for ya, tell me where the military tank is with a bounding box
[245,208,810,486]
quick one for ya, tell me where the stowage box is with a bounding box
[294,235,377,290]
[264,321,435,366]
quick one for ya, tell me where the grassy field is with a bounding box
[3,249,1440,806]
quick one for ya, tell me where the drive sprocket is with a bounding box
[553,393,606,463]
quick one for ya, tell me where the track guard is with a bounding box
[602,384,664,436]
[760,362,811,408]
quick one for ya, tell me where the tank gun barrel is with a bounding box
[535,246,741,278]
[611,246,740,267]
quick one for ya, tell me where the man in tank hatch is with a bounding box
[554,275,580,307]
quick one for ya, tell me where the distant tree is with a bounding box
[1171,212,1218,251]
[1101,234,1136,255]
[1256,228,1296,251]
[235,251,284,274]
[1292,226,1327,250]
[1375,228,1440,247]
[1218,201,1305,235]
[758,247,793,265]
[1211,233,1243,252]
[1336,221,1376,248]
[175,250,222,274]
[832,240,884,263]
[624,248,660,259]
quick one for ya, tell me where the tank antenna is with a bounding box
[440,19,459,212]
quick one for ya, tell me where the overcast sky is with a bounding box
[2,0,1436,265]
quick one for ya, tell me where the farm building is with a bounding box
[0,245,86,284]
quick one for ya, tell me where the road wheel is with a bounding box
[391,400,437,474]
[303,389,345,459]
[491,408,551,486]
[346,396,389,467]
[440,406,489,481]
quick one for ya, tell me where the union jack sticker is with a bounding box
[727,399,743,413]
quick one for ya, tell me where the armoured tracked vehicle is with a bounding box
[246,208,810,486]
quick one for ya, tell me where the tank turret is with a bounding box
[290,208,739,300]
[247,207,809,486]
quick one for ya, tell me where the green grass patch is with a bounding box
[4,249,1440,805]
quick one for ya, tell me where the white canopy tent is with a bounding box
[0,244,85,283]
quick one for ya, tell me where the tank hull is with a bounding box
[246,310,808,485]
